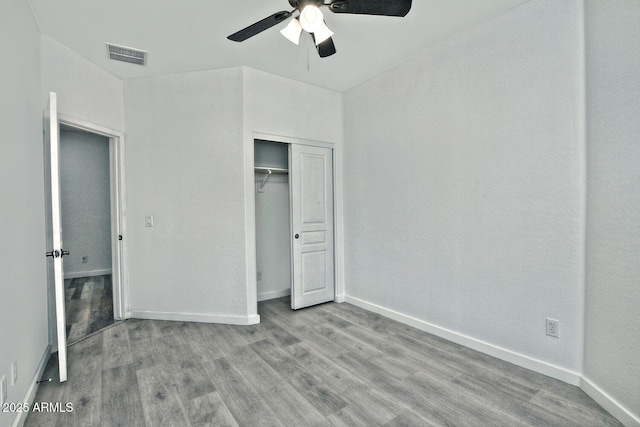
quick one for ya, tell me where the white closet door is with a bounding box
[45,92,68,382]
[289,144,335,310]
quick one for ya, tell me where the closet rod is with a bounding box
[254,167,288,175]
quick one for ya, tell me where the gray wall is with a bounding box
[584,0,640,422]
[343,0,586,379]
[60,129,112,277]
[124,68,248,323]
[0,1,48,426]
[255,140,291,301]
[123,67,343,323]
[41,36,125,131]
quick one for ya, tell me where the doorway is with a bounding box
[254,138,335,311]
[59,125,115,343]
[45,110,126,363]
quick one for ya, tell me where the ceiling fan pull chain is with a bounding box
[307,33,310,71]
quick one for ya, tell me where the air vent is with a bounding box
[105,42,147,66]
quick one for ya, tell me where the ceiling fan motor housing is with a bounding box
[288,0,329,10]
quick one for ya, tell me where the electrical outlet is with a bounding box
[546,318,559,338]
[0,375,6,406]
[257,271,263,281]
[145,215,154,227]
[82,256,88,263]
[11,361,17,386]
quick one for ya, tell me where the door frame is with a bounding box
[247,132,344,319]
[55,114,129,325]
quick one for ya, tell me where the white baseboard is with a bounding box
[258,288,291,302]
[64,269,112,279]
[12,345,51,427]
[129,310,260,326]
[334,294,346,303]
[581,376,640,427]
[344,295,581,386]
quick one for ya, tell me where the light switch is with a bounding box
[145,215,154,227]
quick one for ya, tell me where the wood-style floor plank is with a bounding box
[24,297,623,427]
[56,339,103,427]
[202,357,284,427]
[249,339,349,416]
[102,322,133,370]
[64,275,115,343]
[383,410,440,427]
[185,392,238,427]
[136,364,191,427]
[327,385,406,426]
[101,363,146,427]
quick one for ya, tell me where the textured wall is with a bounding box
[584,0,640,422]
[124,68,249,321]
[0,1,48,426]
[343,0,585,376]
[60,129,112,277]
[243,68,344,144]
[242,67,344,313]
[41,36,125,131]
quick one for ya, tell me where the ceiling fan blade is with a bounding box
[227,11,292,42]
[329,0,412,17]
[316,37,336,58]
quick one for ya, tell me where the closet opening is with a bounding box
[254,137,336,311]
[254,140,292,304]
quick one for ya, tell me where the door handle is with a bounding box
[46,250,61,258]
[294,234,299,239]
[61,250,70,257]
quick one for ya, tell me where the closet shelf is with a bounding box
[254,166,288,175]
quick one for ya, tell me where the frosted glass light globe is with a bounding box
[300,5,323,33]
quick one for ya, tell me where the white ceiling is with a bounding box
[28,0,529,92]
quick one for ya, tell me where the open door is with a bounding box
[44,92,68,382]
[290,144,335,309]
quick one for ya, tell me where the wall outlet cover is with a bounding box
[0,375,6,406]
[546,318,559,338]
[11,361,17,386]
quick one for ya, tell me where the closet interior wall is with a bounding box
[254,140,291,302]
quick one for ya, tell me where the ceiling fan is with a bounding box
[227,0,412,58]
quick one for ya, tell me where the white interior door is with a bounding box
[290,144,335,309]
[45,92,68,382]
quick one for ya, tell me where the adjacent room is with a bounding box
[1,0,638,426]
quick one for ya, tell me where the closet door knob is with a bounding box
[294,234,299,239]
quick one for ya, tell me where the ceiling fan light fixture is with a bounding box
[280,17,303,45]
[312,21,334,45]
[300,4,324,33]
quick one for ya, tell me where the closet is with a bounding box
[254,139,335,310]
[254,140,292,302]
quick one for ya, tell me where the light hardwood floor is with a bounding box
[25,298,622,426]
